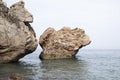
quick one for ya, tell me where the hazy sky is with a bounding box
[3,0,120,49]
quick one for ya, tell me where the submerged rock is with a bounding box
[0,1,37,63]
[39,27,90,60]
[8,73,23,80]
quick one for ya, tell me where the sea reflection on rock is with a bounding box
[39,58,88,80]
[0,58,88,80]
[0,62,35,80]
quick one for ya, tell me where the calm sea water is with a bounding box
[0,49,120,80]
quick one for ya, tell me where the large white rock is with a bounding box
[0,1,37,63]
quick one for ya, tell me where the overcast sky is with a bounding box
[3,0,120,49]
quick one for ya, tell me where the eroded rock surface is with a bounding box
[39,27,90,59]
[0,1,37,63]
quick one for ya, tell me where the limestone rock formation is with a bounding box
[0,1,37,63]
[39,27,91,60]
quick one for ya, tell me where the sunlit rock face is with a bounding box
[39,27,90,60]
[0,1,37,63]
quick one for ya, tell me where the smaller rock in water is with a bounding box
[39,27,91,60]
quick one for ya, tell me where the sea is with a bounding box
[0,49,120,80]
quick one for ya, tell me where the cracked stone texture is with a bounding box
[39,27,91,60]
[0,1,37,63]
